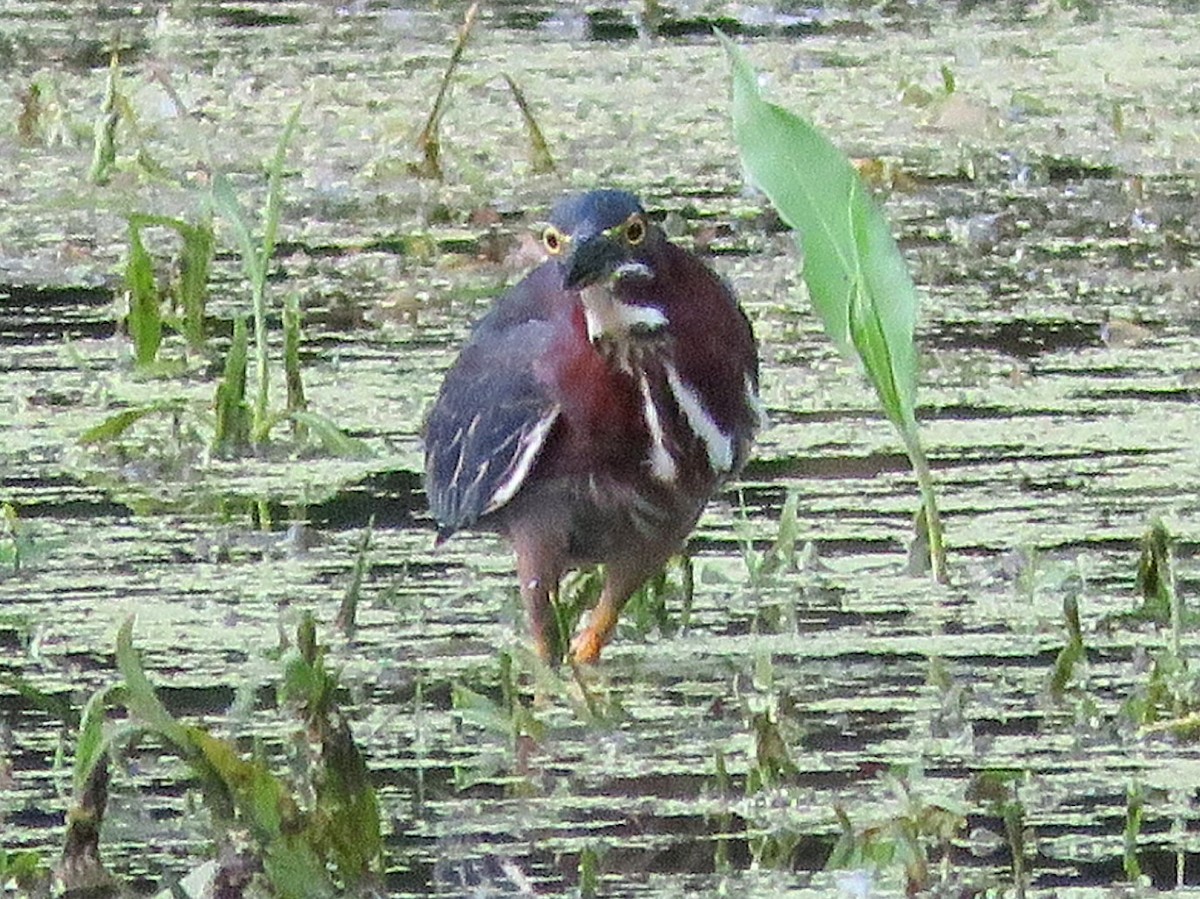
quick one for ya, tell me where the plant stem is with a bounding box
[250,103,302,447]
[901,424,947,584]
[252,278,269,446]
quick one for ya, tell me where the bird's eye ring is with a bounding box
[543,226,564,255]
[624,216,646,246]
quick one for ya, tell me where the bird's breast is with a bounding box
[543,332,735,495]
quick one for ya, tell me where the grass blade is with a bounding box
[78,401,183,445]
[261,103,302,275]
[283,291,307,440]
[124,220,162,366]
[115,617,192,747]
[290,411,371,459]
[88,54,120,185]
[503,73,556,175]
[213,316,251,456]
[177,216,215,350]
[413,1,480,179]
[211,172,263,288]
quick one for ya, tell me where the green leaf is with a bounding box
[73,686,112,794]
[88,54,120,185]
[0,673,77,727]
[1049,591,1085,699]
[290,411,372,458]
[314,718,383,883]
[451,683,511,734]
[261,103,303,275]
[721,32,947,583]
[213,316,251,456]
[720,31,917,431]
[212,173,263,289]
[188,728,336,898]
[1136,518,1175,623]
[283,292,307,422]
[123,213,214,353]
[940,63,956,95]
[125,220,162,366]
[178,216,215,349]
[78,401,184,445]
[0,848,44,888]
[1124,781,1144,881]
[115,617,192,748]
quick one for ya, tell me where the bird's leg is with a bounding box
[512,533,564,664]
[570,554,669,664]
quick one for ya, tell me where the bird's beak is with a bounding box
[562,234,626,291]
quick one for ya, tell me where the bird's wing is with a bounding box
[424,321,560,539]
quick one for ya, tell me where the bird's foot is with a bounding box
[568,629,604,665]
[568,606,618,664]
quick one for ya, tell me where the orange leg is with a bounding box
[569,555,668,664]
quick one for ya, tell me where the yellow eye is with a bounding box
[624,216,646,245]
[543,226,565,254]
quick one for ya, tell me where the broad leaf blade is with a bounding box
[721,32,918,431]
[722,32,947,582]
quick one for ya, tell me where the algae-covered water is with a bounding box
[1,2,1199,896]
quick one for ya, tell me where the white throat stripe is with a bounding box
[639,374,677,483]
[665,363,734,473]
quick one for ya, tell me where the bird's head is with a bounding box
[542,190,666,344]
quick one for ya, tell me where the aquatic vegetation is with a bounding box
[503,73,557,175]
[576,843,602,898]
[1122,520,1200,737]
[211,104,302,450]
[553,555,694,659]
[1048,590,1087,701]
[58,615,384,897]
[968,769,1031,898]
[0,504,31,576]
[87,55,120,185]
[4,3,1200,893]
[721,33,947,583]
[738,488,802,588]
[85,105,367,465]
[1125,780,1145,882]
[410,1,556,181]
[0,849,44,895]
[212,315,251,456]
[123,212,215,367]
[827,766,969,896]
[1134,518,1183,630]
[334,516,375,638]
[412,2,480,180]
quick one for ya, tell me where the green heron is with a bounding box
[425,190,761,663]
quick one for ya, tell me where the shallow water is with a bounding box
[1,1,1199,896]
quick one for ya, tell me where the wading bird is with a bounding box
[425,190,760,663]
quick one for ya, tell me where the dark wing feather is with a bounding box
[424,267,564,538]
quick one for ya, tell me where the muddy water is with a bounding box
[1,1,1199,896]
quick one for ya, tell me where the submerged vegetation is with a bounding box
[0,1,1198,896]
